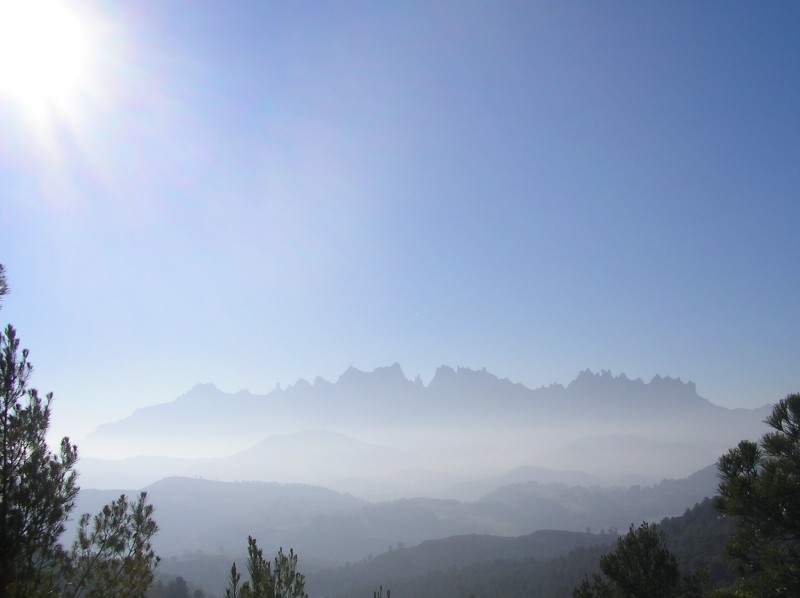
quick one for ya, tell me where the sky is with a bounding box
[0,1,798,444]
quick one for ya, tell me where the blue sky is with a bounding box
[1,1,798,442]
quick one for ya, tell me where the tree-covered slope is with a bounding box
[308,498,735,598]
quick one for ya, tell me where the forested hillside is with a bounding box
[73,462,719,567]
[307,499,734,598]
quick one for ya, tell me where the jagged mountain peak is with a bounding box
[336,362,413,390]
[428,364,520,391]
[565,368,702,405]
[80,363,766,468]
[177,382,221,399]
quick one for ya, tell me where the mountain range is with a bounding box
[77,365,771,496]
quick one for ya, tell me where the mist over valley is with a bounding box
[3,0,797,595]
[64,364,773,595]
[77,365,769,498]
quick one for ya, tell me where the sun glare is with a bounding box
[0,0,96,123]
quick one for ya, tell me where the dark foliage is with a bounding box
[0,269,79,596]
[717,393,800,595]
[309,494,737,597]
[573,522,681,598]
[62,492,160,597]
[310,529,617,597]
[660,498,736,587]
[0,265,160,597]
[226,536,308,598]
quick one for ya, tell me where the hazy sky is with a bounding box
[1,1,798,442]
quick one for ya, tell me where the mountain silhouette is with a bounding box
[80,365,770,490]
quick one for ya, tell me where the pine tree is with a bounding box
[0,265,160,597]
[0,268,79,596]
[573,522,681,598]
[226,536,308,598]
[62,492,160,597]
[717,393,800,595]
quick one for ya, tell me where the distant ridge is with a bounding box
[76,463,723,594]
[80,365,771,492]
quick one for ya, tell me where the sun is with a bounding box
[0,0,96,124]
